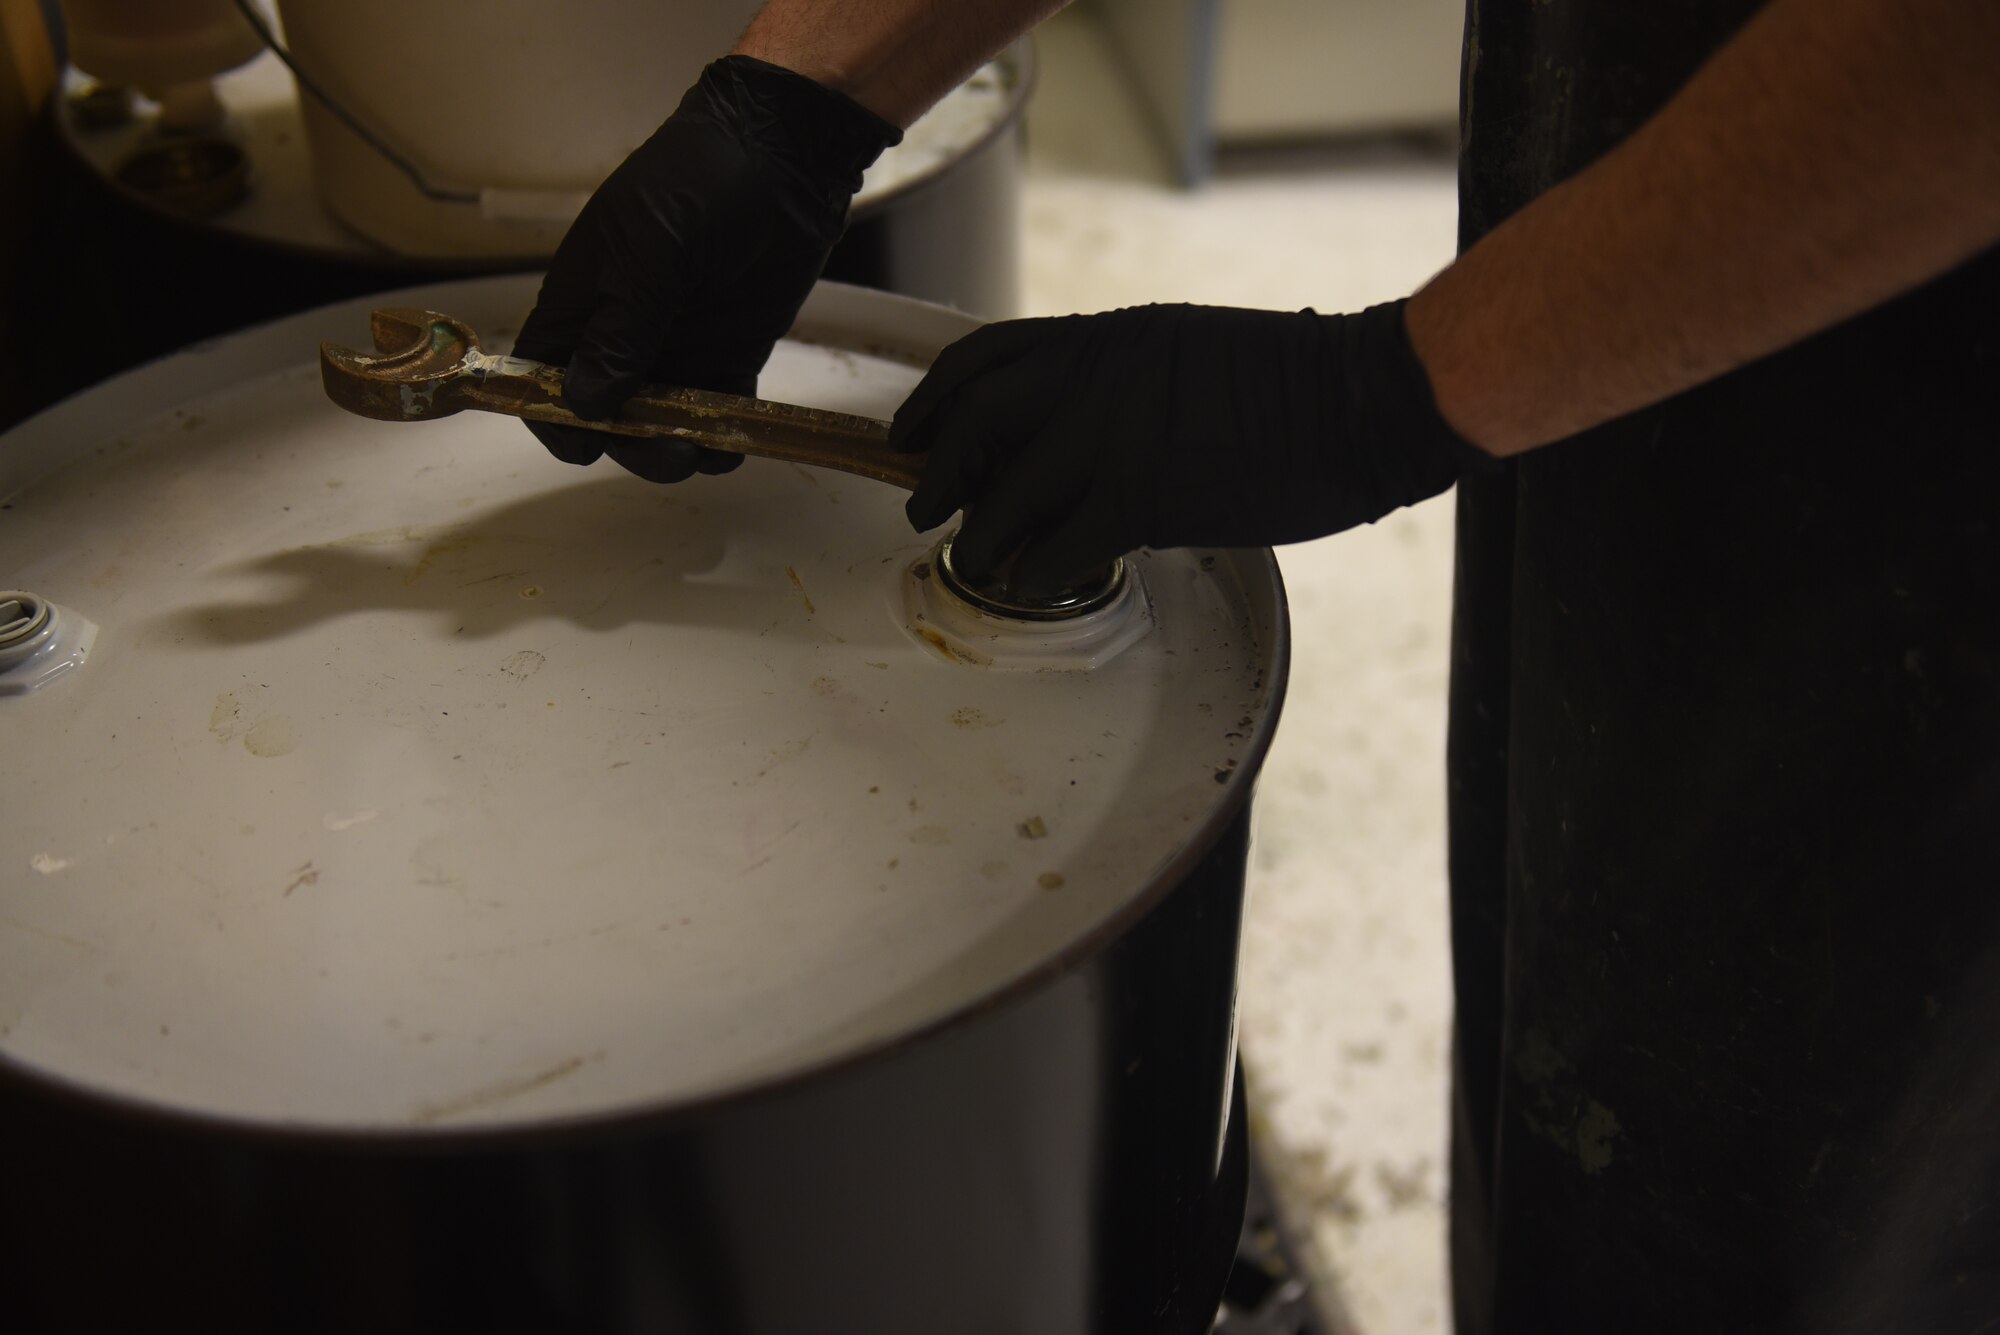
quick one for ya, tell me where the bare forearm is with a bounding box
[734,0,1067,126]
[1407,0,2000,457]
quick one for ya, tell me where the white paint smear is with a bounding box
[30,853,75,875]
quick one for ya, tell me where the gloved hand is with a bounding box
[514,56,901,483]
[891,300,1498,594]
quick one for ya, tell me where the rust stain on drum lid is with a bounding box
[786,566,815,614]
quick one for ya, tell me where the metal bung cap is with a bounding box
[114,133,249,218]
[933,532,1126,621]
[0,591,49,656]
[903,536,1153,672]
[0,276,1286,1133]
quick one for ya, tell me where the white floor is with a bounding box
[1018,13,1463,1333]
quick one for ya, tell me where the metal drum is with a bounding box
[0,275,1287,1334]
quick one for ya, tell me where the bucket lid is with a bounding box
[0,276,1286,1133]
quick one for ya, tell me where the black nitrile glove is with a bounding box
[514,56,901,483]
[891,300,1499,594]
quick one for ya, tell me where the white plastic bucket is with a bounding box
[274,0,759,257]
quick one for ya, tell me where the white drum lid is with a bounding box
[0,276,1284,1132]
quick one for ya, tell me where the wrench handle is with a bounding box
[452,356,919,491]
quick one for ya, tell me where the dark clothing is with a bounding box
[1446,3,2000,1331]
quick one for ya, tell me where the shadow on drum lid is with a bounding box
[150,471,910,651]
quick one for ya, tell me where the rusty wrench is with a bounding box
[319,308,921,491]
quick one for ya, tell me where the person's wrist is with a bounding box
[729,30,927,128]
[1403,281,1529,458]
[1342,300,1502,506]
[696,55,903,199]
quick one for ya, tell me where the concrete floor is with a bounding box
[1017,12,1463,1333]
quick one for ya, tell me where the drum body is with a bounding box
[0,277,1288,1334]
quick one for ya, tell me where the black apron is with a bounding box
[1446,4,2000,1332]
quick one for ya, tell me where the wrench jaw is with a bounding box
[318,307,482,423]
[369,308,466,361]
